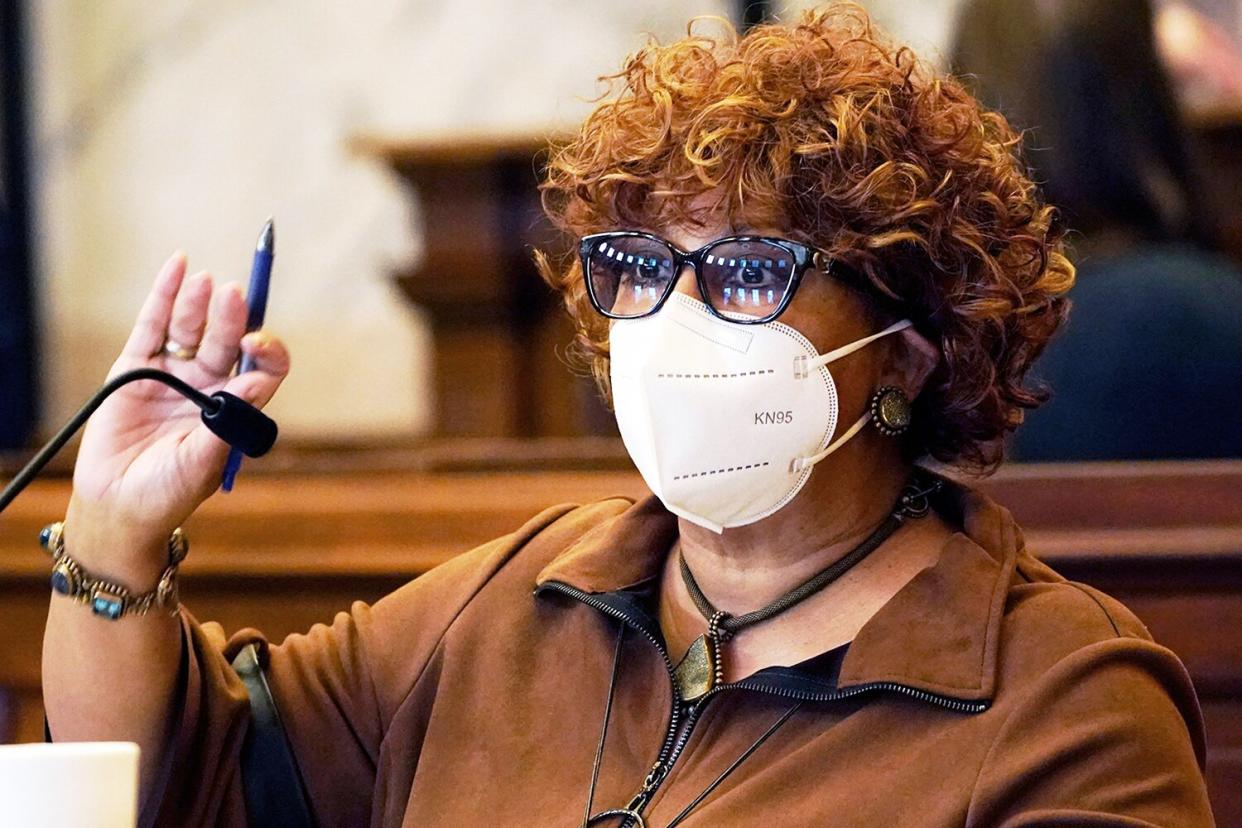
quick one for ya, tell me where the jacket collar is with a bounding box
[534,478,1020,704]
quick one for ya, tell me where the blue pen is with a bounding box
[221,218,275,492]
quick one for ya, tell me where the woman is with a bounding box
[43,6,1213,826]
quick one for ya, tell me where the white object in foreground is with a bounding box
[0,742,139,828]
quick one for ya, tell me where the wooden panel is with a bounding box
[430,325,523,436]
[1202,698,1242,825]
[976,461,1242,530]
[0,686,10,742]
[5,688,44,745]
[358,132,611,438]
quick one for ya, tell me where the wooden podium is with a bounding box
[352,133,615,438]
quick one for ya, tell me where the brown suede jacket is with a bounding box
[147,482,1214,827]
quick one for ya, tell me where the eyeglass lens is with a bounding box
[587,236,675,317]
[586,236,798,320]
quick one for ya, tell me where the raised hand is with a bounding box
[65,251,290,573]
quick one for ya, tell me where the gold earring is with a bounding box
[870,386,912,436]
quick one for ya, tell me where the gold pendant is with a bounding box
[673,634,717,701]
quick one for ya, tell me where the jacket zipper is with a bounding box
[540,580,989,824]
[538,580,685,818]
[639,677,988,818]
[729,677,990,713]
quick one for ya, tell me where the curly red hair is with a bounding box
[536,3,1074,472]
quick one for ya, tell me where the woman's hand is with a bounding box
[65,251,290,572]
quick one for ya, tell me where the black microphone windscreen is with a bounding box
[201,392,278,457]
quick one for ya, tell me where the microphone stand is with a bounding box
[0,368,277,515]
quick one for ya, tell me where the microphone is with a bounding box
[201,391,278,459]
[0,368,278,515]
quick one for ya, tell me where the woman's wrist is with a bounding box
[63,498,179,590]
[45,518,188,620]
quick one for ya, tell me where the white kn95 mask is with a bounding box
[609,293,912,533]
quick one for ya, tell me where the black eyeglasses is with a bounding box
[579,231,830,324]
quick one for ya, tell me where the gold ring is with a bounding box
[161,339,198,360]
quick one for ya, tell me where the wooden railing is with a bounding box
[2,454,1239,821]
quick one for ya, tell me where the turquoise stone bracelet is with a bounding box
[39,522,188,620]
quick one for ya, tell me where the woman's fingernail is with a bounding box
[157,251,187,285]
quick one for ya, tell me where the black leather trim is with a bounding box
[232,642,316,828]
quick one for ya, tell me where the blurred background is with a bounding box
[2,0,1239,456]
[0,0,974,450]
[1,0,1241,819]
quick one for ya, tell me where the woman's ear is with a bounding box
[887,326,940,400]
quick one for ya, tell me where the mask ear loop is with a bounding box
[789,318,915,473]
[790,414,870,473]
[792,319,912,379]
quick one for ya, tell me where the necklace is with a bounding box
[672,476,941,701]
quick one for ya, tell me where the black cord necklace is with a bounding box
[581,476,943,827]
[672,476,941,701]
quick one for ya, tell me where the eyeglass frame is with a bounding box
[578,230,838,326]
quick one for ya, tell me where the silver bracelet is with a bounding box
[39,522,188,620]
